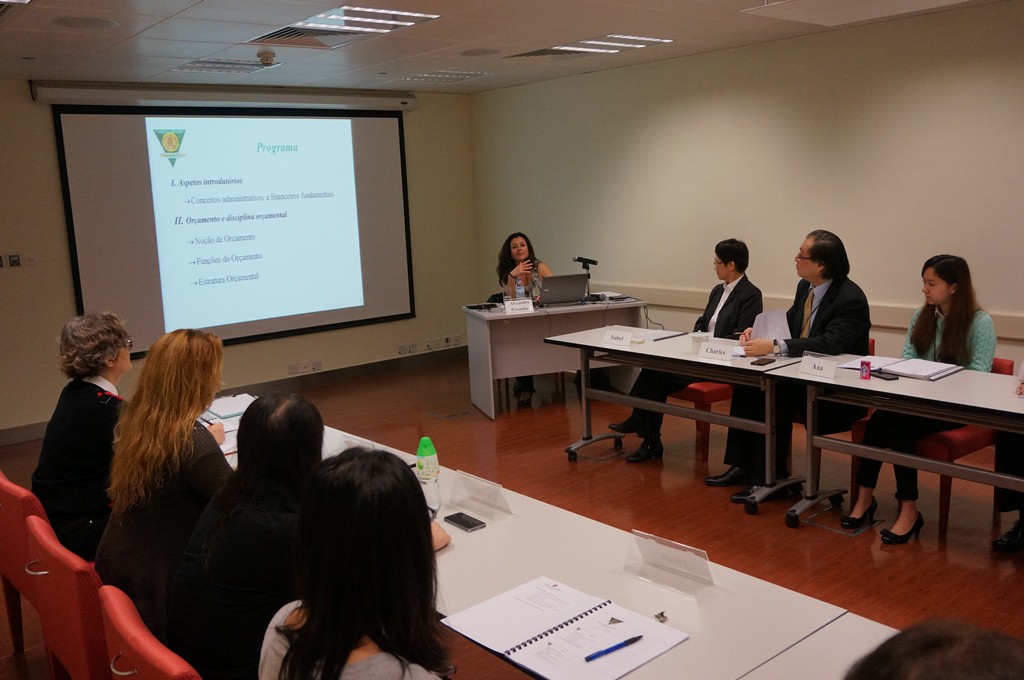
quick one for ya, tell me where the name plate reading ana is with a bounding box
[698,341,734,363]
[602,328,632,347]
[503,298,534,315]
[800,355,837,379]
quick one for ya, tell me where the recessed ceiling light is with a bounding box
[173,59,278,75]
[401,70,492,83]
[292,5,439,34]
[0,0,31,4]
[552,33,673,55]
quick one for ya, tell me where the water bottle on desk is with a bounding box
[515,276,526,299]
[416,436,442,518]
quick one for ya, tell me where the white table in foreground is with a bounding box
[465,300,645,419]
[431,476,845,679]
[323,428,861,679]
[741,612,896,680]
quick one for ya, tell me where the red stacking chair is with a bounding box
[0,470,48,654]
[850,357,1014,539]
[98,585,202,680]
[24,515,107,680]
[668,383,733,461]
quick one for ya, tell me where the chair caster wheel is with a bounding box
[785,512,800,528]
[565,448,577,462]
[744,498,759,515]
[613,438,622,449]
[829,494,844,508]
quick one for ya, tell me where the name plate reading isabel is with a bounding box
[800,355,837,379]
[602,328,632,347]
[503,298,534,315]
[698,341,734,363]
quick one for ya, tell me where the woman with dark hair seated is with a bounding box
[168,393,324,680]
[843,255,995,544]
[32,312,133,561]
[260,448,452,680]
[495,232,554,406]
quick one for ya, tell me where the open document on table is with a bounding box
[442,577,687,680]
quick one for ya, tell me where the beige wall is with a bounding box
[470,0,1024,360]
[0,83,480,433]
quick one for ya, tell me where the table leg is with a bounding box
[742,377,807,515]
[565,348,624,461]
[785,384,846,527]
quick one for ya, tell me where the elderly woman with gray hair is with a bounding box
[31,311,132,560]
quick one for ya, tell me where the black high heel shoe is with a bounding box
[880,512,924,545]
[840,498,877,530]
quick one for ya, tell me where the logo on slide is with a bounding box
[153,129,186,167]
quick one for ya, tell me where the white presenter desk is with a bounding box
[465,301,645,419]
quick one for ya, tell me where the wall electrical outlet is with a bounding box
[398,344,409,355]
[297,361,312,374]
[452,334,463,346]
[408,342,418,354]
[311,360,322,372]
[288,363,300,375]
[443,336,452,347]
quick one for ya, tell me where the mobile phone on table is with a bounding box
[444,511,486,532]
[871,370,899,381]
[751,357,776,366]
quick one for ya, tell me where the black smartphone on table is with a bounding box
[444,511,486,532]
[751,357,776,366]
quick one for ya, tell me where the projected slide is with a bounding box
[145,116,363,331]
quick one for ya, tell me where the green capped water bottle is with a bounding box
[416,436,442,518]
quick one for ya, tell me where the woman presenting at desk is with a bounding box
[843,255,995,544]
[96,329,232,642]
[496,232,554,406]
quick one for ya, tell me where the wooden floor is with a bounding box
[2,353,1022,678]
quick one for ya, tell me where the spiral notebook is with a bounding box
[442,577,687,680]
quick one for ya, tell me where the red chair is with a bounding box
[24,515,107,680]
[850,357,1014,539]
[98,585,202,680]
[668,383,733,461]
[0,470,48,654]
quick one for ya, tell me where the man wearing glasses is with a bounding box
[608,238,763,462]
[705,230,870,500]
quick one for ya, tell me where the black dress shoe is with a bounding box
[993,521,1024,553]
[705,466,750,487]
[840,498,878,530]
[609,416,640,434]
[880,512,924,545]
[730,486,757,503]
[625,439,664,463]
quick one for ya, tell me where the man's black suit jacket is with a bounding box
[784,276,870,357]
[694,276,763,339]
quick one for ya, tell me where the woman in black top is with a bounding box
[168,393,323,680]
[31,312,132,560]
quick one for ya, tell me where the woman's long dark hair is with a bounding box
[496,232,538,285]
[909,255,979,366]
[280,448,450,680]
[205,393,322,552]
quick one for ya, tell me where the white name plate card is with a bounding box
[800,355,838,379]
[698,341,734,363]
[602,328,632,347]
[503,298,534,314]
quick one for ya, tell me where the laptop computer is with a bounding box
[537,274,589,307]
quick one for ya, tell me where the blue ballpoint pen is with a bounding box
[584,635,643,662]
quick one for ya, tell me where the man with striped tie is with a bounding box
[704,230,871,501]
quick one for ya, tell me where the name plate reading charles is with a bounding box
[698,341,734,363]
[602,328,632,347]
[800,355,837,379]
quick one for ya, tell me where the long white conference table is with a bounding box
[774,359,1024,526]
[465,301,645,419]
[544,326,808,511]
[320,427,894,679]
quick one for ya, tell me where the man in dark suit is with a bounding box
[609,239,763,462]
[706,230,870,499]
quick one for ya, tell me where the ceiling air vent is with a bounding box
[249,26,370,50]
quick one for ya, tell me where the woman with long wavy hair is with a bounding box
[95,328,232,643]
[259,448,452,680]
[842,255,995,544]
